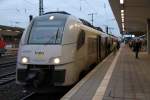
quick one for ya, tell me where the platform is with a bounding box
[61,44,150,100]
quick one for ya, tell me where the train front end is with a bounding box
[16,13,71,89]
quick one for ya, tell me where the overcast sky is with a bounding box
[0,0,121,36]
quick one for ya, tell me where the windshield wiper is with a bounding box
[55,28,59,43]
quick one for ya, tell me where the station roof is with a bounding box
[109,0,150,36]
[0,25,24,36]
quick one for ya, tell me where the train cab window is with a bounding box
[77,30,85,50]
[27,15,67,45]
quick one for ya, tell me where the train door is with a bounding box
[100,37,105,60]
[107,37,111,54]
[109,38,112,52]
[105,37,108,56]
[97,35,101,62]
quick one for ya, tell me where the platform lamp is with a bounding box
[120,0,124,4]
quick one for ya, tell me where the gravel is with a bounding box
[0,81,31,100]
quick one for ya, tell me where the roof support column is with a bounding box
[147,19,150,54]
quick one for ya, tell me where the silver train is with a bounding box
[16,11,117,92]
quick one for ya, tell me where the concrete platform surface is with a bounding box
[61,45,150,100]
[104,46,150,100]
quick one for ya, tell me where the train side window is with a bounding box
[77,30,85,50]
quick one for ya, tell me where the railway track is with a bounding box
[0,61,16,68]
[20,92,65,100]
[20,92,36,100]
[0,61,16,85]
[0,55,16,60]
[0,72,15,85]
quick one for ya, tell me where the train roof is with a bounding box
[79,18,93,28]
[94,27,104,32]
[34,11,71,23]
[38,11,110,37]
[44,11,71,15]
[43,11,104,32]
[79,18,103,32]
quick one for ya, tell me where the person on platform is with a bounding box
[112,41,117,55]
[133,39,141,59]
[117,41,120,50]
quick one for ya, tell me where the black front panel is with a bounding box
[17,69,27,82]
[17,65,66,86]
[53,70,65,83]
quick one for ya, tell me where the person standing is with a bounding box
[133,39,141,59]
[112,41,117,55]
[117,41,120,50]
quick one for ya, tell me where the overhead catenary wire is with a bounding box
[81,0,106,26]
[84,0,98,13]
[23,0,38,6]
[44,0,88,16]
[0,0,115,30]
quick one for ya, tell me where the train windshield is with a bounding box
[28,16,66,44]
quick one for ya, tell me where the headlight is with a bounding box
[54,58,60,64]
[21,57,29,64]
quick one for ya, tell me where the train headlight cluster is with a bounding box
[54,58,60,64]
[49,57,61,64]
[49,16,54,20]
[21,57,29,64]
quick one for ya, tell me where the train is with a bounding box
[0,36,6,57]
[16,11,118,92]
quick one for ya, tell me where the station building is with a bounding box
[0,25,24,48]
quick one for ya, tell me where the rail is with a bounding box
[0,61,16,68]
[20,92,36,100]
[0,72,15,85]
